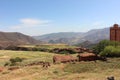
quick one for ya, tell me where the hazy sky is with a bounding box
[0,0,120,36]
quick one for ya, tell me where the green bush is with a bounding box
[100,46,120,57]
[10,57,23,63]
[92,40,120,54]
[5,57,23,66]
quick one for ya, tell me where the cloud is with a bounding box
[11,18,51,29]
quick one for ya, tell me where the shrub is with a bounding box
[53,70,59,74]
[10,57,23,63]
[92,40,120,54]
[100,46,120,57]
[4,62,10,66]
[4,57,24,66]
[92,40,110,54]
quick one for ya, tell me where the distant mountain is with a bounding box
[33,27,110,45]
[0,32,43,47]
[83,28,109,43]
[34,32,84,41]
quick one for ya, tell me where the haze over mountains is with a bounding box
[33,27,110,45]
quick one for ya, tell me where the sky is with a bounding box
[0,0,120,36]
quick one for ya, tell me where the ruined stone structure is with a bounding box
[110,24,120,42]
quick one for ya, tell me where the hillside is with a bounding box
[33,27,110,45]
[0,32,43,47]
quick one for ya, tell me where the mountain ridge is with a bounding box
[33,27,110,45]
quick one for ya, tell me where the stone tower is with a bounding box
[110,24,120,42]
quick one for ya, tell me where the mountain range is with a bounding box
[0,27,110,47]
[33,27,110,45]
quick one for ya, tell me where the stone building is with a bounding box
[110,24,120,42]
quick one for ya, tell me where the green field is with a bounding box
[0,50,120,80]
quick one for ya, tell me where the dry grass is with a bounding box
[0,50,120,80]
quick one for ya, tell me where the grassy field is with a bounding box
[0,50,120,80]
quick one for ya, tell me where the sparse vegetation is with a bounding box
[0,50,120,80]
[64,61,120,73]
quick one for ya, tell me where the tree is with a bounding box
[92,40,110,54]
